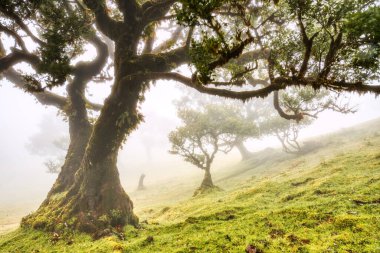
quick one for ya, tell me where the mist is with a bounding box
[1,78,379,209]
[2,1,380,251]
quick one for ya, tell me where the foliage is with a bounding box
[173,0,380,86]
[36,2,91,87]
[169,104,258,169]
[0,0,91,89]
[175,0,256,83]
[344,7,380,71]
[273,0,378,79]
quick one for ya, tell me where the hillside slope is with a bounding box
[0,119,380,252]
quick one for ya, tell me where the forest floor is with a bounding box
[0,119,379,252]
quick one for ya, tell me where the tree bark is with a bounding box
[193,167,215,196]
[71,73,142,226]
[200,167,214,189]
[22,81,141,231]
[38,35,108,198]
[236,141,252,160]
[22,49,145,233]
[46,122,91,196]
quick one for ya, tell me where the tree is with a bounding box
[26,119,69,174]
[263,116,310,154]
[262,87,355,153]
[169,104,257,194]
[0,0,379,233]
[137,173,146,191]
[177,86,354,159]
[174,89,269,160]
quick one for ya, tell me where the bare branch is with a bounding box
[3,69,102,111]
[115,0,142,23]
[297,12,319,78]
[137,72,380,100]
[0,49,40,72]
[319,32,343,79]
[67,33,108,120]
[3,69,67,109]
[230,49,270,65]
[0,24,27,51]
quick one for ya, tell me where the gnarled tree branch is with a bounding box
[0,24,27,51]
[115,0,142,23]
[3,69,67,109]
[273,91,303,121]
[83,0,123,40]
[142,0,177,24]
[0,49,40,72]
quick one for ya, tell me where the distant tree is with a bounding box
[176,86,354,158]
[25,119,69,174]
[44,137,69,173]
[169,104,257,194]
[261,116,309,154]
[174,89,268,160]
[42,139,70,174]
[137,173,146,191]
[263,87,355,153]
[43,160,61,174]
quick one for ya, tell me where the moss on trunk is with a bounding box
[22,74,144,234]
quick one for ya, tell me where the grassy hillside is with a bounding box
[0,119,380,252]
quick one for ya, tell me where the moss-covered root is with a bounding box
[21,190,138,238]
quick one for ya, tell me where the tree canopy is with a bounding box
[169,104,257,192]
[1,0,379,102]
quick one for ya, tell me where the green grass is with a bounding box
[1,120,380,252]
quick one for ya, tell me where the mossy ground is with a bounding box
[1,120,380,252]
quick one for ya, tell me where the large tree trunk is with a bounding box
[65,77,142,231]
[236,141,252,160]
[46,119,91,197]
[22,83,141,231]
[41,35,108,198]
[22,49,144,233]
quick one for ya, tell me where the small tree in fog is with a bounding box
[261,117,310,154]
[176,86,354,159]
[137,174,146,191]
[26,130,69,174]
[169,104,257,194]
[261,87,354,154]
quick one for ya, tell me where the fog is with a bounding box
[1,20,378,211]
[1,78,380,209]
